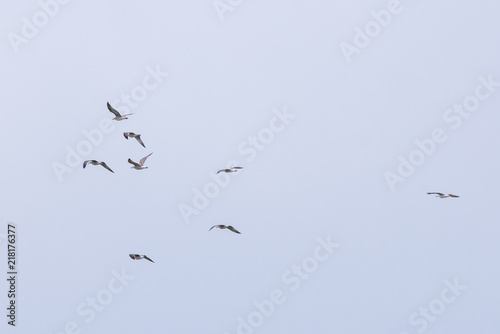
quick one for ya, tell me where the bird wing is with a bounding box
[135,135,146,148]
[140,153,153,166]
[144,255,155,263]
[123,132,131,139]
[128,159,141,168]
[427,192,443,195]
[232,167,243,169]
[209,225,220,231]
[448,194,460,197]
[129,254,138,260]
[227,226,241,234]
[100,162,114,173]
[107,102,121,117]
[83,160,90,168]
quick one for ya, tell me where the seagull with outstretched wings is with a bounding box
[128,153,153,170]
[83,160,114,173]
[217,167,243,174]
[209,225,241,234]
[107,102,133,121]
[124,132,146,148]
[427,192,460,198]
[129,254,154,263]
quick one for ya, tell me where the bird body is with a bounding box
[83,160,114,173]
[129,254,154,263]
[209,225,241,234]
[107,102,133,121]
[128,153,153,170]
[427,192,460,198]
[124,132,146,148]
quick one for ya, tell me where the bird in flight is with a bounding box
[107,102,133,121]
[209,225,241,234]
[83,160,114,173]
[217,167,243,174]
[129,254,154,263]
[427,192,460,198]
[123,132,146,148]
[128,153,153,170]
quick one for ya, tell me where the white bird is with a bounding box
[123,132,146,148]
[209,225,241,234]
[427,192,460,198]
[129,254,154,263]
[107,102,133,121]
[217,167,243,174]
[83,160,114,173]
[128,153,153,170]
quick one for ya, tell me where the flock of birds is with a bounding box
[82,103,153,174]
[82,103,460,264]
[84,102,244,264]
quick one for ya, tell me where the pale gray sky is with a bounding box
[1,1,500,333]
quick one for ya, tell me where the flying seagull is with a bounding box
[83,160,114,173]
[107,102,133,121]
[129,254,154,263]
[209,225,241,234]
[128,153,153,170]
[123,132,146,148]
[217,167,243,174]
[427,192,460,198]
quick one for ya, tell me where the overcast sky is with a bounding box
[2,0,500,333]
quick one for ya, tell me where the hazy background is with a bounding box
[1,0,499,333]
